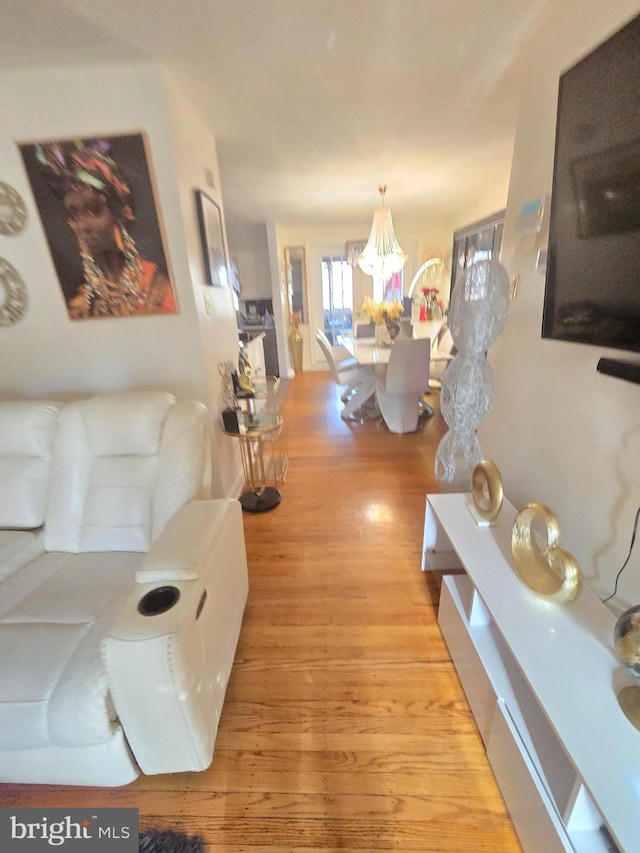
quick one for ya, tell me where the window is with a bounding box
[321,256,353,343]
[451,210,505,290]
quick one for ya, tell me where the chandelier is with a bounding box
[357,185,407,284]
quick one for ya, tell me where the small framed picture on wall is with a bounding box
[195,190,229,287]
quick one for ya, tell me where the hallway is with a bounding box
[218,372,520,851]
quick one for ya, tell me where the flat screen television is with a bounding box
[542,12,640,359]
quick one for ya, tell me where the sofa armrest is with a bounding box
[135,499,234,583]
[103,497,248,775]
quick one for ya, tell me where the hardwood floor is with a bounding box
[0,372,521,852]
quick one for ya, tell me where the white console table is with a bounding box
[422,492,640,853]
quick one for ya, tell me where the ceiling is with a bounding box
[1,0,554,227]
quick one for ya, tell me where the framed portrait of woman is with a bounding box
[18,132,178,320]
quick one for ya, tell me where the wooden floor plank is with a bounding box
[0,372,521,851]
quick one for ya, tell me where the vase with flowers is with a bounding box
[362,296,404,347]
[416,287,444,321]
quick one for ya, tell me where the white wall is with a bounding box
[0,61,242,497]
[225,220,272,300]
[162,71,244,497]
[481,0,640,613]
[266,220,293,378]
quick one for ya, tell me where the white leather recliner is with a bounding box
[0,399,62,575]
[0,391,248,787]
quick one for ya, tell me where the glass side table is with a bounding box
[251,375,282,412]
[222,408,288,513]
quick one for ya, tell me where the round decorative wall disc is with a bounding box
[0,182,28,236]
[0,257,28,326]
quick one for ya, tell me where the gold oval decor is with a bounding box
[471,460,504,521]
[0,182,27,237]
[511,503,582,603]
[0,257,28,326]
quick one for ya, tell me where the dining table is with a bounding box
[342,337,392,365]
[412,318,445,344]
[342,319,444,366]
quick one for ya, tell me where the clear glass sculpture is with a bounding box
[435,259,510,491]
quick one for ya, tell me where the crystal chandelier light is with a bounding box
[357,185,407,285]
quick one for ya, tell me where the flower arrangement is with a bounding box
[419,287,444,321]
[361,296,404,325]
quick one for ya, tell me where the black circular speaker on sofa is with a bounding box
[138,585,180,616]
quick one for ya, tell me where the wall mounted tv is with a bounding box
[542,12,640,362]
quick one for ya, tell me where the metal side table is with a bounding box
[223,407,288,513]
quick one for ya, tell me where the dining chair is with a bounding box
[398,318,413,338]
[354,321,375,339]
[416,326,456,417]
[315,328,360,372]
[375,337,431,433]
[315,330,376,420]
[429,326,455,390]
[314,328,359,403]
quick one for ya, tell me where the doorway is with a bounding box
[321,255,352,344]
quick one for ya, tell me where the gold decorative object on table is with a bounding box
[511,503,582,603]
[614,604,640,730]
[235,372,255,396]
[471,460,504,522]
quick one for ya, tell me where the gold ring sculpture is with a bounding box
[471,460,504,521]
[511,503,582,603]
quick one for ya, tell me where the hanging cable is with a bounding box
[602,505,640,604]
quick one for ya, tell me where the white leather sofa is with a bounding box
[0,391,248,787]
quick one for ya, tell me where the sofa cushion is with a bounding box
[0,401,61,529]
[0,530,37,566]
[0,622,91,749]
[0,530,47,586]
[0,551,139,749]
[83,394,170,457]
[44,392,207,554]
